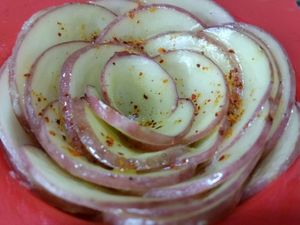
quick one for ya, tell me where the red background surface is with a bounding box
[0,0,300,224]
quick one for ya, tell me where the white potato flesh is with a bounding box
[155,50,227,143]
[0,0,298,223]
[101,53,179,122]
[139,0,235,26]
[22,145,197,211]
[36,101,194,190]
[22,146,144,206]
[86,86,194,142]
[236,23,295,147]
[76,99,176,158]
[25,42,88,130]
[0,62,35,176]
[204,27,272,150]
[243,105,300,199]
[230,24,280,102]
[65,44,130,100]
[105,162,251,224]
[98,5,203,43]
[121,156,252,217]
[76,97,212,170]
[155,99,194,136]
[11,3,116,120]
[91,0,139,15]
[176,124,220,165]
[144,32,239,78]
[60,44,131,143]
[145,102,270,199]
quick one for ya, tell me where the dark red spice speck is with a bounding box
[267,114,274,122]
[67,147,83,157]
[158,48,166,53]
[219,154,230,161]
[191,94,197,101]
[219,129,225,136]
[128,11,136,19]
[219,155,225,161]
[106,136,114,147]
[49,131,56,136]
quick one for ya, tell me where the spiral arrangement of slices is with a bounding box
[0,0,299,224]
